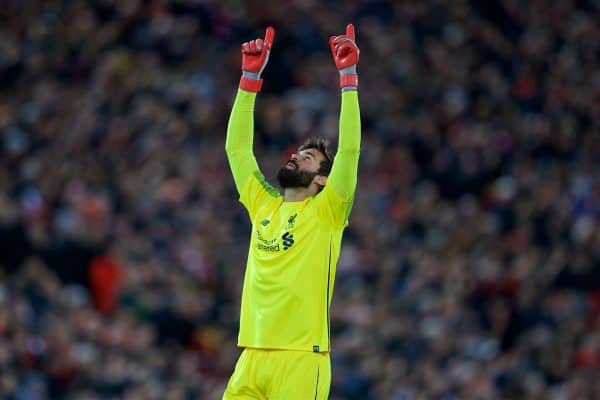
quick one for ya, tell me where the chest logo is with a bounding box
[282,232,295,250]
[286,213,297,229]
[260,219,270,226]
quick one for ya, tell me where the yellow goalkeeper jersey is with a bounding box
[225,89,360,353]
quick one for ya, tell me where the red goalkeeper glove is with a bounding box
[239,26,275,93]
[329,24,359,90]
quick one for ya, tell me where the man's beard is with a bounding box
[277,162,318,188]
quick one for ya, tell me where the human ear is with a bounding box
[314,175,327,187]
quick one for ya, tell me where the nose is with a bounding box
[290,153,299,161]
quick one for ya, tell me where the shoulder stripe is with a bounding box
[344,195,355,222]
[326,238,332,347]
[314,365,320,399]
[253,170,280,198]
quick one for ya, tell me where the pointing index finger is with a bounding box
[346,23,355,40]
[264,26,275,49]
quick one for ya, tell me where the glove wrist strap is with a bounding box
[239,76,263,92]
[339,73,358,89]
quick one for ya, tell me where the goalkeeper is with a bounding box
[224,24,361,399]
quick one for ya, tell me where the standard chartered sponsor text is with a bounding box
[257,243,281,252]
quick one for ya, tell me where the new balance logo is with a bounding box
[281,232,294,250]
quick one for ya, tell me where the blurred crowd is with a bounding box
[1,0,600,399]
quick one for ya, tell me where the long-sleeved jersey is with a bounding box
[225,89,360,352]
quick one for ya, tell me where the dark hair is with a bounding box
[299,137,334,176]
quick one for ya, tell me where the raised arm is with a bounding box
[225,27,275,193]
[328,24,361,200]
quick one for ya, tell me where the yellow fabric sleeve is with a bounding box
[311,90,361,228]
[225,90,260,194]
[328,90,361,200]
